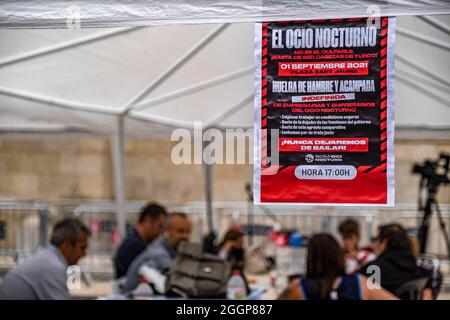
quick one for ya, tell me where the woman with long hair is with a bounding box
[277,234,396,300]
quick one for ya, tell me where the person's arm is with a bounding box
[153,249,174,275]
[359,275,398,300]
[115,240,145,276]
[277,279,303,300]
[218,248,228,260]
[124,255,152,292]
[420,267,435,300]
[218,240,239,260]
[38,270,71,300]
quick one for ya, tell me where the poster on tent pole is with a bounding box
[254,17,395,206]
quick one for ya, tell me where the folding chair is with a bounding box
[395,277,429,300]
[417,253,442,299]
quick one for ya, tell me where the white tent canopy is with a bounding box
[0,0,449,28]
[0,3,449,239]
[0,17,449,138]
[0,23,256,137]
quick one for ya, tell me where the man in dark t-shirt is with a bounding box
[113,202,167,278]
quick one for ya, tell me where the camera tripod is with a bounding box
[417,177,450,260]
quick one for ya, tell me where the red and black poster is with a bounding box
[254,17,395,205]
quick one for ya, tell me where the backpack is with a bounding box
[165,242,231,298]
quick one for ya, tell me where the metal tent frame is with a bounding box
[0,14,449,241]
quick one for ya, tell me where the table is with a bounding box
[70,272,287,300]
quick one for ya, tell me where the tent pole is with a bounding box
[396,54,450,87]
[133,66,253,112]
[418,16,450,35]
[397,69,449,93]
[397,27,450,51]
[203,163,214,233]
[0,27,142,68]
[122,23,229,115]
[111,116,126,241]
[0,86,118,115]
[202,140,214,234]
[247,194,254,246]
[207,94,254,127]
[397,73,450,106]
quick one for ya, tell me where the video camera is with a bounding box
[412,153,450,185]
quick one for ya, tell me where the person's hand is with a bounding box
[223,240,238,252]
[422,288,433,300]
[139,265,166,294]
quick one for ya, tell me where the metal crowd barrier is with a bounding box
[1,199,449,283]
[60,201,205,279]
[177,201,388,251]
[0,199,51,275]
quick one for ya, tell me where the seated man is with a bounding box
[113,202,167,278]
[124,212,191,292]
[0,218,90,300]
[338,218,375,274]
[360,223,433,300]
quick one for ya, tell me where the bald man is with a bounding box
[124,213,191,292]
